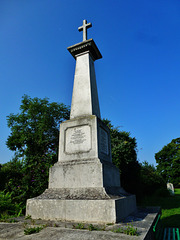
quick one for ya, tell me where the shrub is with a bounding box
[0,191,23,217]
[140,161,167,196]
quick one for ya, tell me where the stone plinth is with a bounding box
[50,115,121,191]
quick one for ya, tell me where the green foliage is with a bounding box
[73,223,85,230]
[0,158,24,191]
[140,188,180,228]
[0,214,18,223]
[0,191,13,214]
[4,95,70,204]
[103,119,167,198]
[0,157,27,207]
[73,222,138,235]
[123,223,138,236]
[24,226,44,235]
[112,227,123,233]
[23,217,46,235]
[112,223,138,236]
[88,224,100,231]
[73,223,105,231]
[139,161,167,197]
[103,119,140,194]
[0,191,23,218]
[155,138,180,187]
[7,95,70,156]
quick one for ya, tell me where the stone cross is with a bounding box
[78,19,92,41]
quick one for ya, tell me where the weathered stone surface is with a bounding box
[0,226,138,240]
[78,20,92,42]
[70,48,101,119]
[0,223,24,239]
[35,187,129,200]
[26,195,136,223]
[49,159,120,189]
[0,207,161,240]
[58,116,112,163]
[67,38,102,60]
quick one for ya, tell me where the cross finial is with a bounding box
[78,20,92,42]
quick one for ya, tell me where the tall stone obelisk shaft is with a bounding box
[67,39,102,119]
[70,50,101,119]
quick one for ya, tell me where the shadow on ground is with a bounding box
[161,214,180,228]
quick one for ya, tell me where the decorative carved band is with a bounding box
[67,39,102,60]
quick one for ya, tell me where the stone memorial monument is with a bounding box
[167,183,174,196]
[26,20,136,223]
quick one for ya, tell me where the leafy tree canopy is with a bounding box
[139,161,167,197]
[103,119,140,194]
[7,95,70,159]
[6,95,70,201]
[155,138,180,187]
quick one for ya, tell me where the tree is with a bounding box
[0,157,23,192]
[155,138,180,187]
[6,95,70,201]
[0,157,25,209]
[139,161,167,197]
[103,119,140,194]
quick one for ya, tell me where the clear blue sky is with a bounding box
[1,0,180,165]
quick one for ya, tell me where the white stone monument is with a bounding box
[26,20,136,223]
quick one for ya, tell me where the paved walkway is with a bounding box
[0,207,160,240]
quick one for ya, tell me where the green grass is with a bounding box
[161,189,180,227]
[140,188,180,228]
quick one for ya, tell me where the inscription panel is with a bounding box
[99,127,109,155]
[65,125,91,154]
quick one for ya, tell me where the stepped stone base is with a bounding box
[33,187,131,200]
[26,115,137,223]
[48,158,121,190]
[26,194,136,223]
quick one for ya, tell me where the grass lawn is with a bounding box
[139,189,180,228]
